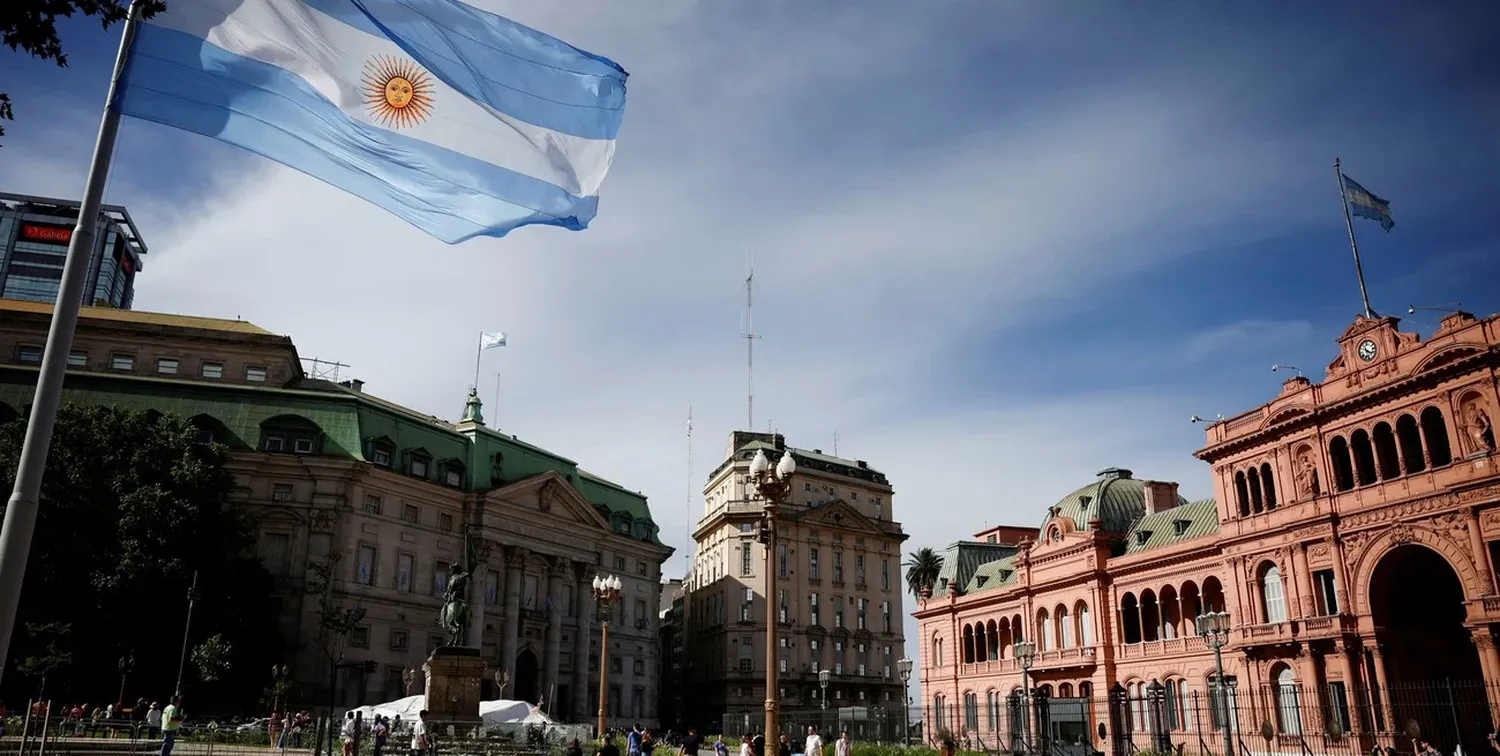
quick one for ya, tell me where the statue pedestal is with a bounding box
[423,647,486,736]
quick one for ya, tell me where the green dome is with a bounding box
[1041,467,1185,534]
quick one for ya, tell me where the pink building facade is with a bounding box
[914,312,1500,755]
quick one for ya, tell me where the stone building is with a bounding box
[682,431,909,732]
[0,298,673,726]
[915,312,1500,755]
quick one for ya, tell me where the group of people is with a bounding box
[586,724,852,756]
[341,707,434,756]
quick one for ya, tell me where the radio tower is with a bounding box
[685,402,694,581]
[742,252,761,430]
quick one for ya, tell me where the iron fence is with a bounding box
[922,680,1499,756]
[718,707,910,744]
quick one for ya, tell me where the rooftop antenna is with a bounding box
[492,370,503,425]
[686,402,693,579]
[741,251,761,430]
[833,431,839,457]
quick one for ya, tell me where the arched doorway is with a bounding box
[1369,544,1486,752]
[513,648,540,703]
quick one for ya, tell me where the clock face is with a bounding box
[1357,339,1378,362]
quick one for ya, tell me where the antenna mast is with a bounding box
[742,252,761,430]
[686,402,694,579]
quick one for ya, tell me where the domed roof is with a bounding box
[1040,467,1185,535]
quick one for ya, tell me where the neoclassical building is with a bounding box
[0,298,673,726]
[915,311,1499,755]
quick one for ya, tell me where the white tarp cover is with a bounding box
[351,697,554,725]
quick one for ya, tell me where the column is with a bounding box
[501,546,527,681]
[1337,642,1364,735]
[1473,629,1500,725]
[1467,508,1495,595]
[543,556,566,708]
[1329,538,1352,614]
[1293,545,1316,618]
[467,538,489,649]
[1369,643,1394,732]
[572,562,592,722]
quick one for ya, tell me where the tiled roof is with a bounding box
[934,541,1018,597]
[1121,498,1220,554]
[0,298,276,336]
[965,555,1020,594]
[1043,467,1186,534]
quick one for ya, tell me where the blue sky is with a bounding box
[4,1,1499,685]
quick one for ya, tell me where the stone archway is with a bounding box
[513,648,541,704]
[1368,544,1488,752]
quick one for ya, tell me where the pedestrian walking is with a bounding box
[373,715,388,756]
[834,732,850,756]
[410,709,430,756]
[159,697,184,756]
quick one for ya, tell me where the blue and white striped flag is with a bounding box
[115,0,627,244]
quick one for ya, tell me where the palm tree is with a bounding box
[904,547,943,600]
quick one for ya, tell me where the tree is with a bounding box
[306,551,364,753]
[0,405,285,708]
[0,0,167,142]
[15,622,72,698]
[191,634,233,683]
[903,547,943,600]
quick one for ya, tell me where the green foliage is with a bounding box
[15,621,71,696]
[307,550,365,664]
[0,405,285,708]
[0,0,169,142]
[192,633,233,683]
[903,547,943,598]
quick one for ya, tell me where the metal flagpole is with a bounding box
[0,1,141,686]
[473,331,484,390]
[1335,157,1376,319]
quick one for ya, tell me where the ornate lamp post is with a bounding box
[750,448,795,750]
[117,653,134,706]
[897,658,914,746]
[1195,611,1234,756]
[819,669,830,710]
[270,664,289,714]
[1014,640,1036,753]
[593,574,624,737]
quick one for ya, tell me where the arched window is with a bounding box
[1056,605,1072,649]
[1160,585,1180,640]
[1260,463,1277,509]
[1076,602,1094,646]
[1247,467,1264,513]
[1329,436,1355,491]
[974,622,988,663]
[1372,422,1401,479]
[1120,593,1142,644]
[932,634,943,667]
[933,695,946,734]
[1421,406,1453,467]
[1129,681,1146,732]
[1165,679,1180,730]
[1059,683,1074,698]
[1261,564,1288,623]
[1275,666,1301,735]
[962,624,975,664]
[1234,471,1250,517]
[1351,429,1377,486]
[1079,681,1093,699]
[1396,414,1426,474]
[1038,609,1054,651]
[987,620,1000,660]
[964,692,979,732]
[1140,590,1161,642]
[1202,576,1226,613]
[987,690,1000,731]
[259,414,322,455]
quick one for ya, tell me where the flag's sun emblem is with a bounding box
[363,56,434,129]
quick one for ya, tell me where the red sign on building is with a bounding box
[19,224,73,244]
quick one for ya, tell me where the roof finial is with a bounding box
[461,386,485,426]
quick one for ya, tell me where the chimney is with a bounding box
[1143,480,1180,515]
[351,379,364,392]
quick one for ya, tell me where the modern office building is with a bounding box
[0,192,146,309]
[682,431,910,733]
[914,311,1500,755]
[0,298,673,726]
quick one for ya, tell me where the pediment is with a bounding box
[797,499,885,535]
[1261,405,1313,429]
[487,472,612,532]
[1413,344,1484,375]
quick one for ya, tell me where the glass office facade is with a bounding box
[0,194,146,309]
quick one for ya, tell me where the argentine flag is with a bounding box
[115,0,627,244]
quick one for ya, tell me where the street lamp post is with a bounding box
[897,658,913,746]
[270,664,289,715]
[750,448,795,751]
[174,571,201,697]
[819,670,830,710]
[592,574,623,738]
[117,653,134,706]
[1014,640,1036,754]
[1195,611,1234,756]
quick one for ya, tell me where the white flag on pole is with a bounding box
[480,332,508,350]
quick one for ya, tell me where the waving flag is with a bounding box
[1341,173,1395,232]
[114,0,628,244]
